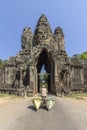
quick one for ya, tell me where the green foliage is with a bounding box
[0,93,21,99]
[0,59,2,64]
[39,73,48,87]
[73,52,87,60]
[73,54,80,59]
[0,59,7,68]
[67,93,87,99]
[80,52,87,60]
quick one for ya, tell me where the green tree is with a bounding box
[73,54,80,59]
[79,52,87,60]
[0,59,7,68]
[73,52,87,60]
[39,73,48,87]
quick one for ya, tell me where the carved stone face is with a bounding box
[55,30,62,38]
[33,14,52,45]
[36,28,48,42]
[21,27,32,50]
[54,27,64,39]
[23,27,30,33]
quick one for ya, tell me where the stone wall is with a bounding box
[0,68,4,84]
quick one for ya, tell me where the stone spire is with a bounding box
[53,27,65,51]
[33,14,53,46]
[21,27,33,51]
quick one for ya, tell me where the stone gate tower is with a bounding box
[0,14,87,96]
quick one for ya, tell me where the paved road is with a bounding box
[0,95,87,130]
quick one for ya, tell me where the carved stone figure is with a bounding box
[33,14,53,46]
[21,27,32,51]
[54,27,65,51]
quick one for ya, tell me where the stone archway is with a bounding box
[36,49,54,93]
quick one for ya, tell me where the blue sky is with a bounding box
[0,0,87,60]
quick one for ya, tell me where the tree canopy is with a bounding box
[0,59,7,68]
[73,52,87,60]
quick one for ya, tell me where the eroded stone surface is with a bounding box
[0,14,87,96]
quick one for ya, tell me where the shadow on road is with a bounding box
[27,105,37,112]
[27,105,48,112]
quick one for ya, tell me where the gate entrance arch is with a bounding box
[36,49,55,93]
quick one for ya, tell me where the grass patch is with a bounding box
[0,94,22,105]
[0,94,20,99]
[67,93,87,99]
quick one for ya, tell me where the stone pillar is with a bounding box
[66,73,70,87]
[35,63,38,93]
[0,69,4,84]
[80,69,84,84]
[71,67,74,87]
[51,62,54,93]
[29,64,35,93]
[54,61,59,95]
[19,66,23,87]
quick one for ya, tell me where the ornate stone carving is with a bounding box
[53,27,65,51]
[21,27,32,51]
[33,14,53,46]
[0,14,87,96]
